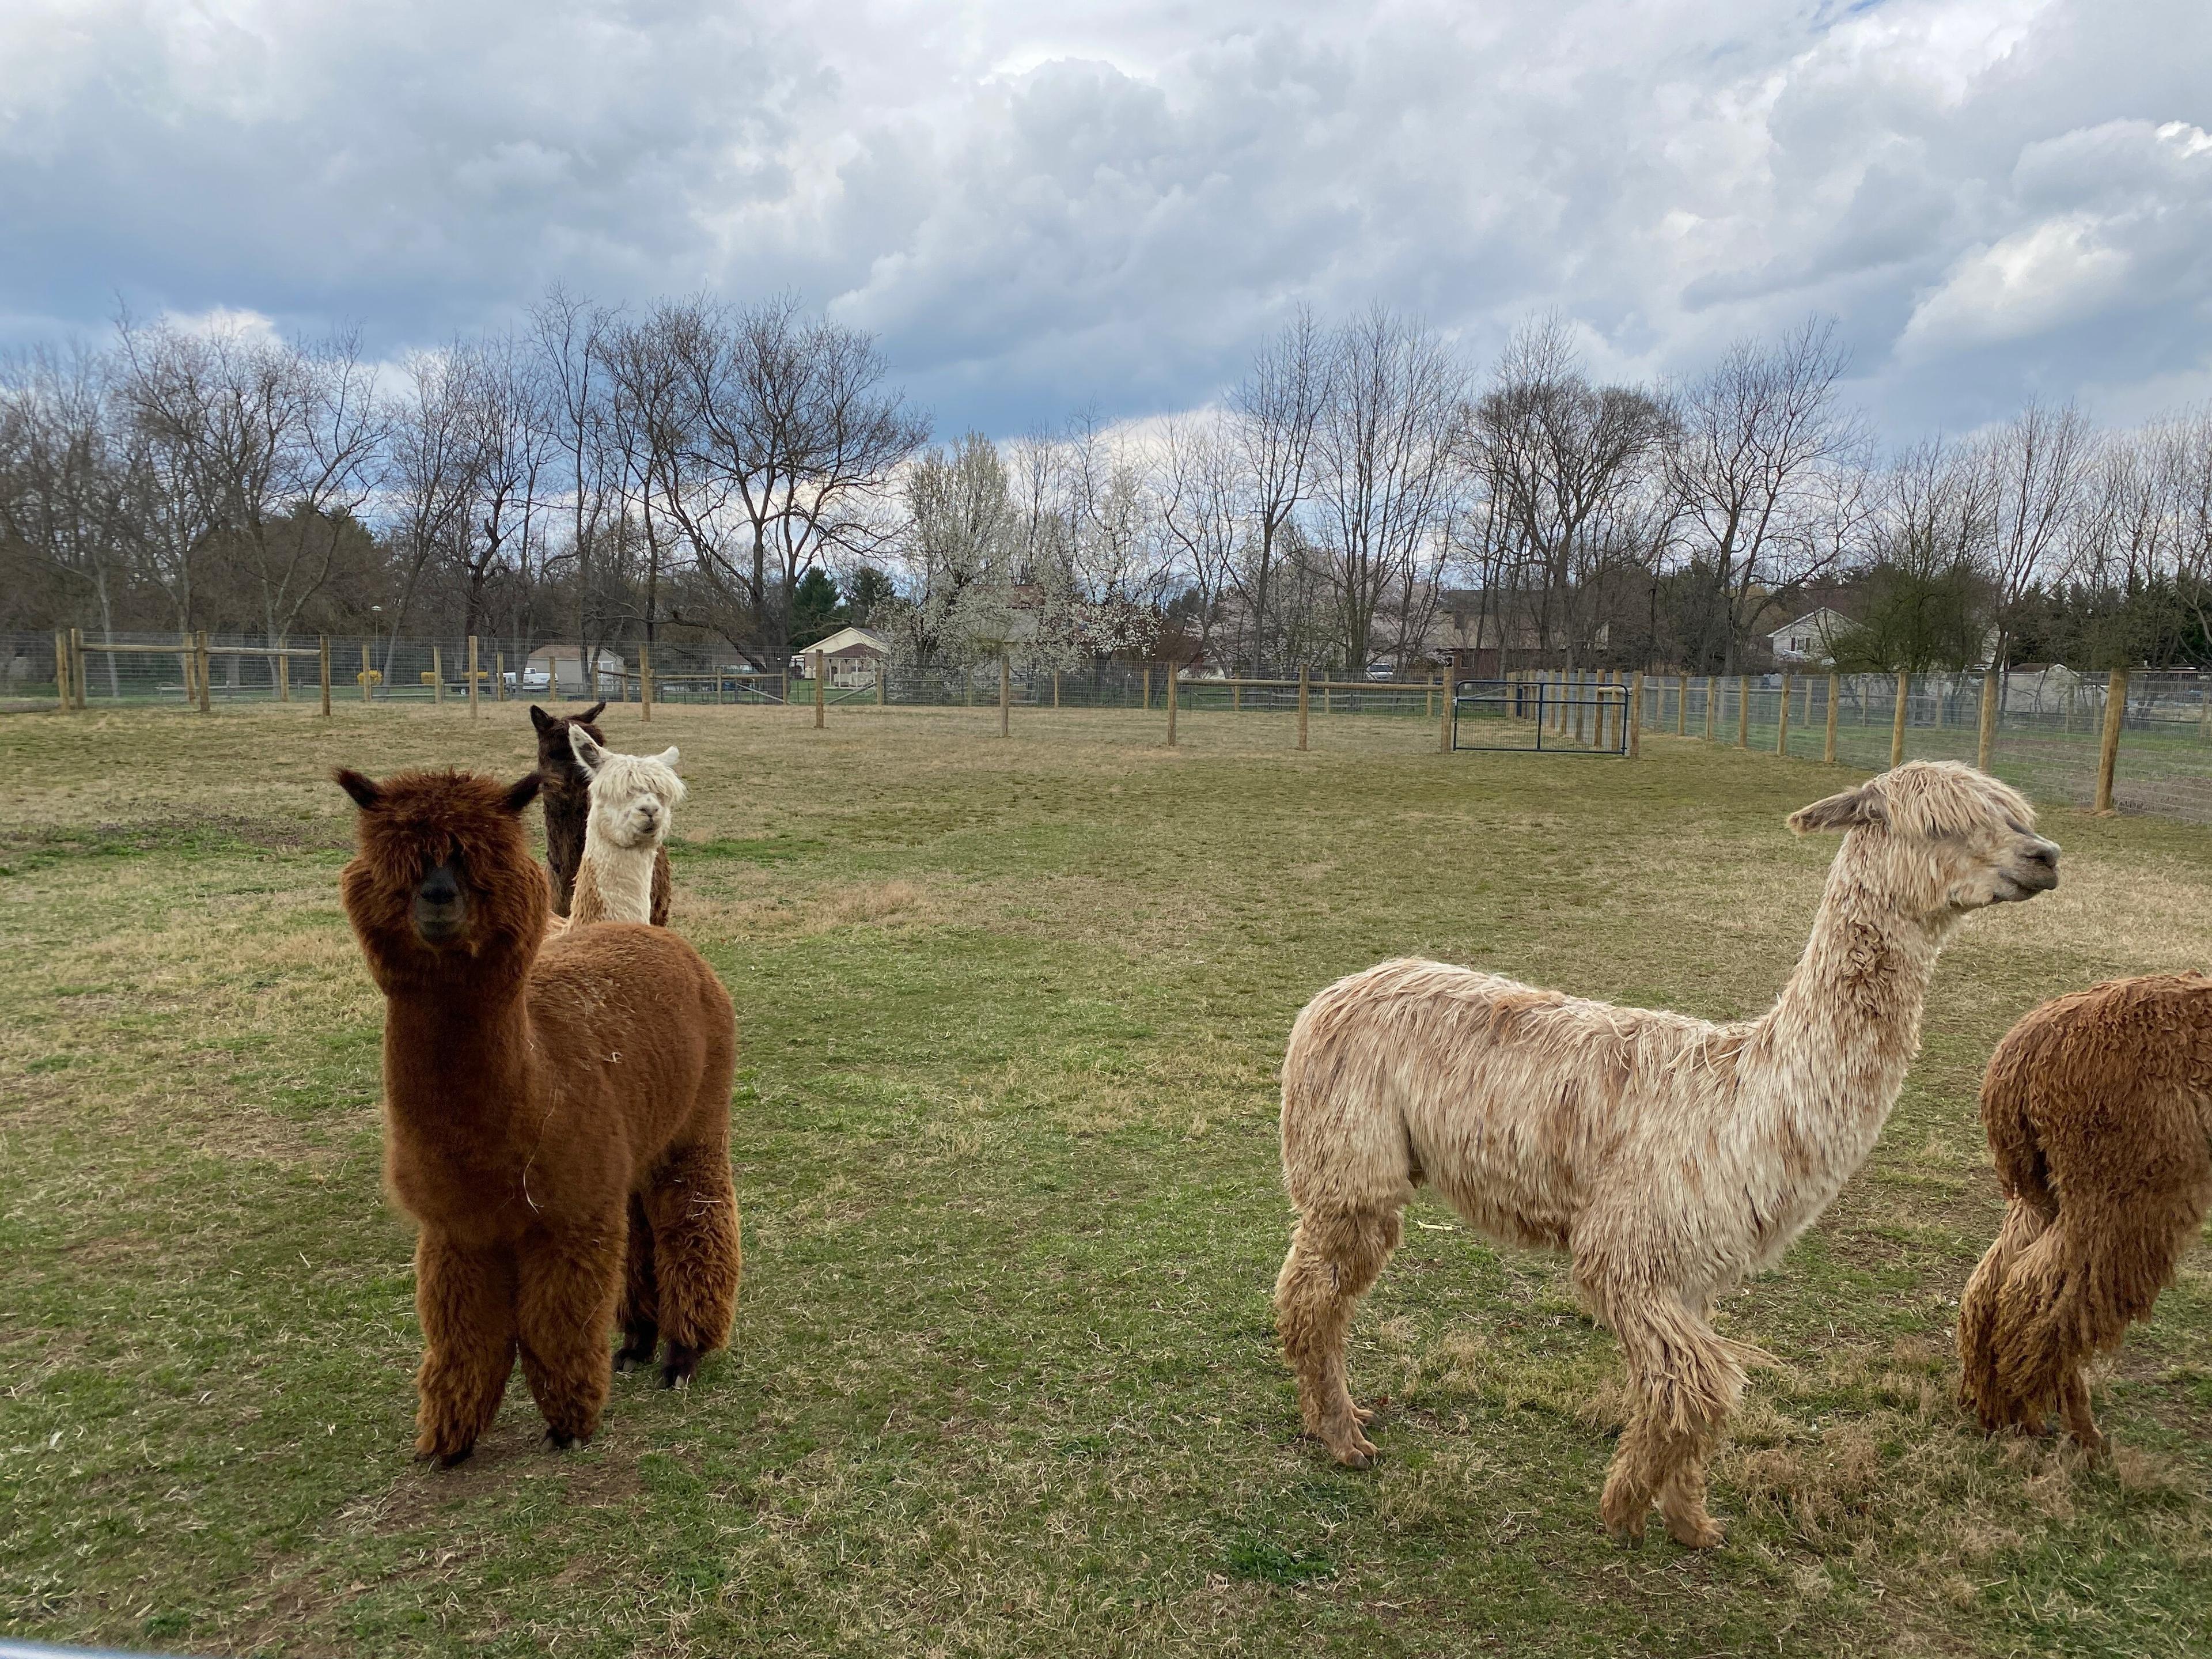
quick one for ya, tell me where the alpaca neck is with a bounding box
[570,821,661,925]
[380,968,537,1141]
[1745,858,1954,1182]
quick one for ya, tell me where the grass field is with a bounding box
[3,701,2210,1658]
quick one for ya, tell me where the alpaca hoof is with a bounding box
[1324,1425,1378,1468]
[616,1322,660,1373]
[660,1342,701,1389]
[1351,1404,1376,1425]
[432,1447,474,1469]
[544,1428,577,1451]
[1665,1512,1725,1550]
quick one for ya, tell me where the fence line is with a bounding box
[13,632,2212,824]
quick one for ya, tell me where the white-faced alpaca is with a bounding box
[1274,761,2060,1548]
[565,729,684,927]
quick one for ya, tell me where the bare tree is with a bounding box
[1472,316,1675,668]
[0,344,135,685]
[1668,316,1865,669]
[1227,308,1328,670]
[1153,415,1244,665]
[1309,307,1468,673]
[380,349,480,676]
[529,286,616,694]
[671,294,929,668]
[1983,399,2096,668]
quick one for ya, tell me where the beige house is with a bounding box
[793,626,889,688]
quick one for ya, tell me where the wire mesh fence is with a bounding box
[1632,669,2212,823]
[17,631,2212,825]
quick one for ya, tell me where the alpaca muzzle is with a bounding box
[2002,839,2061,900]
[414,862,468,944]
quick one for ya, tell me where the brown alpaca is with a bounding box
[1274,762,2060,1547]
[1958,974,2212,1452]
[335,765,740,1464]
[531,702,671,925]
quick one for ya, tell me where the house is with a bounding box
[525,643,626,695]
[792,626,889,688]
[1767,608,1852,664]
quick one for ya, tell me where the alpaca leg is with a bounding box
[640,1143,742,1389]
[1599,1292,1743,1549]
[2058,1368,2104,1455]
[615,1195,660,1373]
[1993,1190,2201,1447]
[412,1232,517,1467]
[1272,1204,1402,1468]
[1958,1197,2046,1431]
[514,1217,624,1448]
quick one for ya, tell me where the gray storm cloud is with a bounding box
[2,0,2206,436]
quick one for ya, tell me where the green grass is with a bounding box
[2,700,2210,1657]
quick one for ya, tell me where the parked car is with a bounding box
[1365,660,1395,681]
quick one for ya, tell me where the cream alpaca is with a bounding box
[565,729,684,926]
[1274,761,2059,1549]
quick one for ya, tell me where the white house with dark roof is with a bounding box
[1767,608,1852,664]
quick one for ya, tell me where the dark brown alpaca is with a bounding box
[531,702,671,924]
[336,765,740,1464]
[1958,974,2212,1452]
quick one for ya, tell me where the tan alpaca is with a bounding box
[1959,973,2212,1453]
[557,729,684,930]
[1274,761,2060,1548]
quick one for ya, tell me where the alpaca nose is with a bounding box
[421,866,460,906]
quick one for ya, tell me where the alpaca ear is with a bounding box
[568,726,605,777]
[653,746,680,770]
[529,704,552,733]
[503,772,543,815]
[1788,783,1887,835]
[334,767,383,811]
[579,700,607,723]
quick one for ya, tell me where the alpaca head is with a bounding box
[335,767,547,982]
[1789,760,2060,921]
[529,701,609,796]
[569,728,685,850]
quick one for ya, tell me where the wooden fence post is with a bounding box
[1000,653,1011,738]
[319,636,332,716]
[1777,672,1791,755]
[361,642,373,703]
[1438,660,1454,752]
[1703,676,1715,742]
[432,646,444,706]
[880,663,888,707]
[1674,673,1687,736]
[495,651,505,703]
[1297,666,1310,752]
[53,630,70,711]
[1823,672,1838,765]
[1889,673,1910,769]
[2094,668,2127,815]
[641,643,653,722]
[1977,667,1998,771]
[1165,660,1178,747]
[468,636,480,719]
[1142,664,1150,711]
[1628,671,1644,758]
[196,631,211,714]
[1052,669,1061,709]
[813,650,825,729]
[274,635,290,702]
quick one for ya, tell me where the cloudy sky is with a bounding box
[2,0,2207,441]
